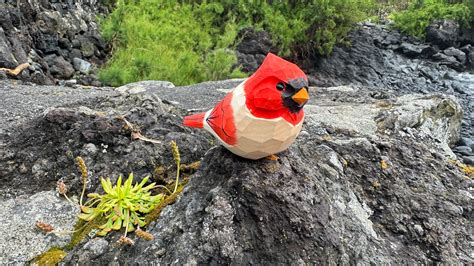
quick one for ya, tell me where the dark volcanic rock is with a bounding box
[432,52,464,70]
[0,0,109,85]
[51,82,470,265]
[236,28,274,72]
[426,20,459,49]
[0,80,471,264]
[305,23,473,165]
[45,55,75,79]
[0,27,17,69]
[459,23,474,46]
[0,81,209,200]
[443,47,466,63]
[396,42,424,57]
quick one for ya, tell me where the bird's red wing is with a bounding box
[206,92,237,146]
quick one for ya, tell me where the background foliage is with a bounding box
[99,0,473,87]
[99,0,376,86]
[391,0,471,37]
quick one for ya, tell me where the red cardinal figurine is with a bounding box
[183,53,309,160]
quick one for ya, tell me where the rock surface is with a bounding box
[236,28,275,72]
[426,20,460,49]
[306,22,474,165]
[0,80,471,264]
[0,0,109,85]
[0,191,78,264]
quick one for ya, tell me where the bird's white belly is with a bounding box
[229,108,303,159]
[219,81,303,160]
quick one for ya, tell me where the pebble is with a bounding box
[84,143,98,155]
[82,238,109,257]
[414,224,424,235]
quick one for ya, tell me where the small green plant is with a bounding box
[50,139,185,249]
[78,173,164,236]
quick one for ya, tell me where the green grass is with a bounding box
[99,1,245,86]
[98,0,473,87]
[98,0,375,87]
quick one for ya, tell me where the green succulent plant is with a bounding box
[78,173,163,236]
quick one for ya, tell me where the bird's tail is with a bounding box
[183,112,206,128]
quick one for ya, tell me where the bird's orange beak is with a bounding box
[292,88,309,106]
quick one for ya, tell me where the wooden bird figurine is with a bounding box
[183,53,309,160]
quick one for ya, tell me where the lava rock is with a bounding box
[453,145,472,156]
[45,55,75,79]
[426,20,459,49]
[1,80,471,264]
[463,156,474,165]
[72,57,92,74]
[0,28,17,68]
[443,47,466,63]
[35,33,60,54]
[0,0,109,84]
[458,137,474,149]
[396,42,424,57]
[0,191,78,264]
[431,52,464,71]
[236,28,274,72]
[459,25,474,46]
[421,46,439,58]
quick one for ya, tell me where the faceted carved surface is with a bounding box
[219,83,303,160]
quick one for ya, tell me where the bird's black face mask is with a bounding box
[280,77,309,113]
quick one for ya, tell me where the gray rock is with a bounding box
[80,37,96,58]
[72,57,92,74]
[458,137,474,149]
[443,47,466,63]
[0,191,79,264]
[115,80,176,95]
[459,44,472,54]
[414,224,424,235]
[396,43,424,57]
[236,28,273,72]
[64,79,77,87]
[0,27,17,68]
[451,81,471,95]
[83,143,98,155]
[45,55,75,79]
[426,20,459,49]
[72,39,81,49]
[453,145,472,156]
[431,52,464,70]
[463,156,474,165]
[69,49,83,62]
[3,80,456,264]
[461,45,474,67]
[80,238,109,259]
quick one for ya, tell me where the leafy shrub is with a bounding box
[99,0,245,86]
[99,0,376,86]
[205,0,376,57]
[391,0,471,38]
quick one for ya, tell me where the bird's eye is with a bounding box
[276,82,285,91]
